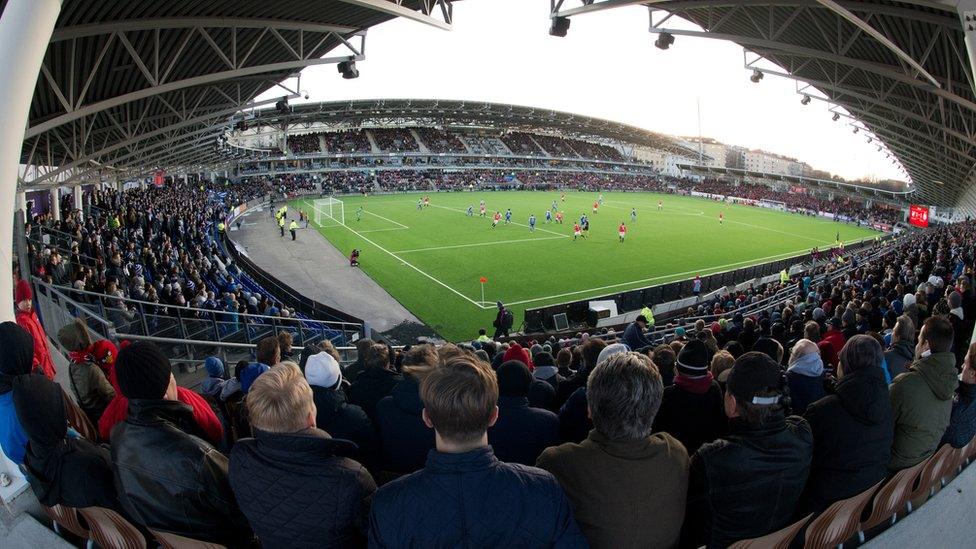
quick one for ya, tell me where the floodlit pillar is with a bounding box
[73,184,83,219]
[50,187,61,221]
[15,191,27,217]
[0,0,62,503]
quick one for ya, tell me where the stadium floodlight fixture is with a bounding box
[800,95,811,105]
[549,16,571,37]
[867,137,872,143]
[655,32,675,50]
[853,127,859,134]
[749,69,764,83]
[338,60,359,79]
[832,113,840,122]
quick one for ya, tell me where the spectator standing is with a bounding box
[489,360,559,466]
[801,336,893,514]
[111,342,252,546]
[942,341,976,448]
[368,355,585,548]
[230,363,376,548]
[683,352,812,548]
[538,352,688,548]
[653,340,727,455]
[889,316,959,470]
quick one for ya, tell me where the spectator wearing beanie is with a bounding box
[13,278,56,380]
[683,352,812,548]
[376,345,437,473]
[559,343,628,443]
[538,351,688,548]
[503,343,534,370]
[489,361,559,466]
[800,335,893,514]
[786,339,827,415]
[231,364,376,548]
[306,351,379,472]
[653,339,727,455]
[111,341,252,546]
[57,319,115,424]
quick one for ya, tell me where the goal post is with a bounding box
[312,197,345,227]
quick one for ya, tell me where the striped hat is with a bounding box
[676,339,711,376]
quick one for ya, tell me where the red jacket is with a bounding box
[15,309,56,380]
[821,329,846,359]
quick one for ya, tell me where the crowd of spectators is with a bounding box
[532,133,579,157]
[5,200,975,547]
[412,127,467,153]
[322,130,371,153]
[462,134,509,155]
[500,131,545,156]
[370,128,419,152]
[285,132,323,155]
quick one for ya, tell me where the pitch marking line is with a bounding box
[358,227,410,234]
[365,210,410,229]
[393,235,565,254]
[307,201,489,310]
[426,203,570,238]
[501,234,878,307]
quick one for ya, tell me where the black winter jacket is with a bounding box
[375,376,435,473]
[683,411,812,549]
[229,429,376,549]
[111,399,252,546]
[653,379,728,455]
[489,396,560,465]
[801,367,894,514]
[942,382,976,448]
[346,367,402,422]
[312,385,380,471]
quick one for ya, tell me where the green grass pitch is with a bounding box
[292,191,880,341]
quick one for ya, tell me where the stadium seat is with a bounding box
[803,479,883,548]
[909,444,955,509]
[728,513,812,549]
[78,506,146,549]
[42,504,90,541]
[150,529,227,549]
[964,435,976,465]
[61,386,99,442]
[858,459,926,533]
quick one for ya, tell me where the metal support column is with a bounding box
[73,184,83,220]
[0,0,63,503]
[50,187,61,221]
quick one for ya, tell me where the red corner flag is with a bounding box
[479,276,488,284]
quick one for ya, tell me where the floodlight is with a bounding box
[654,33,675,50]
[338,60,359,79]
[750,69,764,83]
[832,113,840,122]
[550,16,571,37]
[800,95,811,105]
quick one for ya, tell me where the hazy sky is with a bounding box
[259,0,905,182]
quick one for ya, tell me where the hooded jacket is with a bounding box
[0,322,39,464]
[375,375,435,473]
[346,366,402,423]
[311,385,379,472]
[786,353,827,415]
[653,373,728,455]
[889,352,959,470]
[230,429,376,549]
[801,366,894,513]
[488,395,559,466]
[885,340,916,379]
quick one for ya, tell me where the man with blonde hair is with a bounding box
[369,356,585,547]
[230,363,376,547]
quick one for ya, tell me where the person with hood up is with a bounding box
[489,360,559,466]
[800,335,893,514]
[653,339,727,454]
[885,315,916,378]
[375,344,439,474]
[0,322,42,464]
[786,339,827,415]
[13,277,56,380]
[200,357,228,399]
[889,316,960,470]
[14,374,121,512]
[532,351,563,391]
[57,319,115,424]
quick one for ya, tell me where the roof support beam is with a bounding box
[337,0,454,30]
[51,18,357,41]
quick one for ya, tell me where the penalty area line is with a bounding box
[307,202,488,310]
[393,235,565,254]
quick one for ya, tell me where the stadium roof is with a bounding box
[552,1,976,211]
[234,98,701,155]
[17,0,456,191]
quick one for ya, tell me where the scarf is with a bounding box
[674,371,715,394]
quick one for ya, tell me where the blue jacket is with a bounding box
[489,396,560,466]
[942,382,976,449]
[368,447,587,548]
[240,362,270,393]
[622,322,651,351]
[786,370,827,416]
[0,391,27,464]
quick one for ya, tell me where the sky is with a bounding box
[258,0,905,183]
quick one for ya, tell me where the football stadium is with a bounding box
[2,1,976,548]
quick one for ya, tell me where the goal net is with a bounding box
[312,197,345,227]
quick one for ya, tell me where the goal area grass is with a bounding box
[292,191,880,341]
